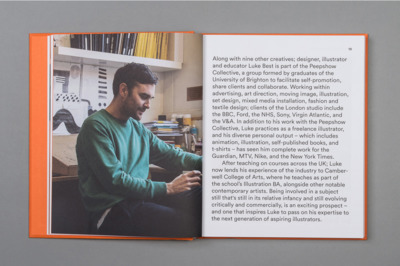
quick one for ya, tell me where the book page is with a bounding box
[30,32,203,240]
[203,34,366,238]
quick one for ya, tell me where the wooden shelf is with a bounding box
[54,46,182,72]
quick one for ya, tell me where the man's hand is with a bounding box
[166,170,202,195]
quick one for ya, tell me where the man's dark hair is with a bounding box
[112,62,158,96]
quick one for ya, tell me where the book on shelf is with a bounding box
[143,121,183,138]
[155,133,183,137]
[30,31,367,240]
[143,120,179,127]
[58,32,168,60]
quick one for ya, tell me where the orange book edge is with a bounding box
[30,32,367,241]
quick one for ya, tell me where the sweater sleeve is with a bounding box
[77,119,166,200]
[145,126,202,172]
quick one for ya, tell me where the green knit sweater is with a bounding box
[76,109,202,214]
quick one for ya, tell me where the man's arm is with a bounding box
[77,120,166,200]
[145,126,202,194]
[166,170,202,195]
[146,127,202,172]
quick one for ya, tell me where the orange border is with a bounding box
[29,33,49,238]
[30,32,368,241]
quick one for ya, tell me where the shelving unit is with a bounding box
[53,33,184,72]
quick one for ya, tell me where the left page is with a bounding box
[29,32,204,240]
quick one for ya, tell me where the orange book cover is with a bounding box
[30,32,367,240]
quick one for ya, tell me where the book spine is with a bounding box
[108,34,111,53]
[160,33,169,60]
[94,34,99,52]
[110,34,115,53]
[134,33,141,57]
[101,34,105,52]
[127,33,134,56]
[70,34,79,49]
[114,34,120,54]
[118,33,124,54]
[89,34,93,51]
[131,33,138,56]
[80,34,85,50]
[156,32,162,59]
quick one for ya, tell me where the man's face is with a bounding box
[122,83,155,121]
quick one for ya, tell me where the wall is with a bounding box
[163,33,203,119]
[162,33,203,137]
[52,57,165,130]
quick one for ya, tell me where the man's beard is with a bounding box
[122,104,144,121]
[134,108,146,121]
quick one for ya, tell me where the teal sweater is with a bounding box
[76,109,202,214]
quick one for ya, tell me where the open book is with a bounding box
[30,32,367,240]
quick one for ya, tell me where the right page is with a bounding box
[202,34,367,239]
